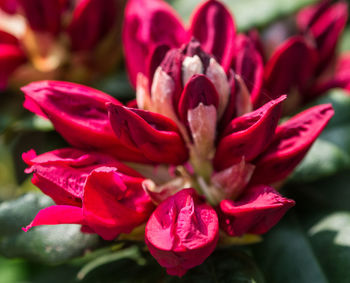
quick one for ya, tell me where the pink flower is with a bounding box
[22,0,336,276]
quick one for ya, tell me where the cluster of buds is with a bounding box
[0,0,123,90]
[21,0,338,277]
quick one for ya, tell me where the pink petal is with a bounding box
[233,34,264,103]
[83,167,154,240]
[214,95,286,171]
[17,0,63,35]
[190,0,235,71]
[123,0,187,87]
[23,205,85,232]
[178,74,219,124]
[22,148,142,206]
[296,0,332,31]
[108,103,189,165]
[218,185,295,236]
[21,81,147,162]
[67,0,118,51]
[145,188,219,277]
[251,104,334,185]
[257,36,316,108]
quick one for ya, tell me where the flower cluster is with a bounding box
[0,0,122,90]
[22,0,337,277]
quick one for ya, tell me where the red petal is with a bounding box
[219,185,295,236]
[123,0,187,87]
[67,0,118,51]
[23,205,85,232]
[257,36,316,108]
[83,167,154,240]
[178,74,219,124]
[233,34,264,103]
[108,104,189,165]
[251,104,334,185]
[21,81,146,162]
[190,0,235,71]
[214,95,286,171]
[145,188,219,277]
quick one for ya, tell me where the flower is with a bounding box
[0,0,123,90]
[123,0,349,112]
[22,0,335,277]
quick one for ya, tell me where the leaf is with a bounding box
[0,193,99,264]
[170,0,317,31]
[252,213,328,283]
[0,257,30,283]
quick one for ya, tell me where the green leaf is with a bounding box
[252,213,328,283]
[170,0,317,31]
[294,211,350,283]
[0,194,99,264]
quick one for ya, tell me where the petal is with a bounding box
[296,0,332,31]
[178,74,219,124]
[23,205,84,232]
[251,104,334,185]
[257,36,316,108]
[108,103,189,165]
[83,167,154,240]
[218,185,295,236]
[17,0,62,35]
[233,34,264,103]
[67,0,118,51]
[123,0,187,87]
[190,0,235,71]
[145,188,219,277]
[23,148,142,206]
[214,95,286,171]
[21,81,146,162]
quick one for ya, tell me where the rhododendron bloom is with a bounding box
[22,0,335,277]
[0,0,122,89]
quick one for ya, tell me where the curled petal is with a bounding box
[22,148,142,206]
[296,0,332,31]
[145,188,219,277]
[178,74,219,124]
[23,205,85,232]
[190,0,235,71]
[84,167,154,240]
[257,36,316,108]
[219,185,295,236]
[233,34,264,103]
[123,0,187,87]
[108,104,189,165]
[251,104,334,185]
[214,95,286,171]
[17,0,62,35]
[21,81,146,162]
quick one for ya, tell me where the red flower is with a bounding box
[22,0,336,276]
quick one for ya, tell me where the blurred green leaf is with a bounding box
[253,214,328,283]
[170,0,317,31]
[0,257,30,283]
[0,193,99,264]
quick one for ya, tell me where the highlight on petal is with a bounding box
[83,167,154,240]
[21,81,147,162]
[251,104,334,185]
[23,205,85,232]
[178,74,219,124]
[218,185,295,236]
[145,188,219,277]
[108,103,189,165]
[190,0,235,71]
[233,34,264,103]
[214,95,286,171]
[67,0,118,51]
[257,36,315,108]
[22,148,142,206]
[123,0,187,87]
